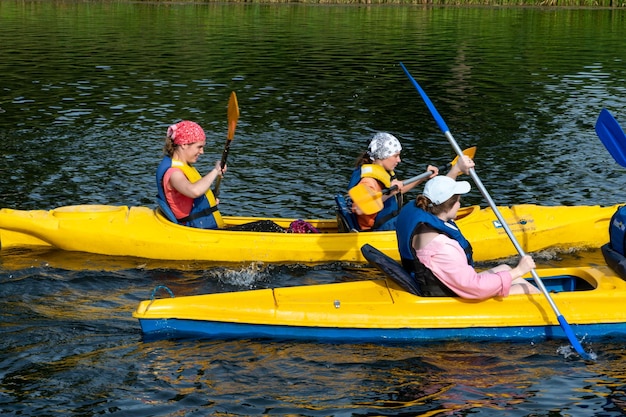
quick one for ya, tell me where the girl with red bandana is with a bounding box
[156,120,226,229]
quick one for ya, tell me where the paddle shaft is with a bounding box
[384,162,452,196]
[400,62,590,360]
[214,92,239,197]
[213,135,233,198]
[219,141,232,168]
[393,147,475,194]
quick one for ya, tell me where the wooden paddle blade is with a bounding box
[596,108,626,168]
[348,184,383,215]
[227,91,240,140]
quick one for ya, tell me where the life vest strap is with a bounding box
[177,205,219,223]
[372,206,399,230]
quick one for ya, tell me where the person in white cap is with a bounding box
[395,175,540,299]
[347,132,471,231]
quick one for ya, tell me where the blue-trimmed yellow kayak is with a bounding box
[133,259,626,343]
[0,203,619,264]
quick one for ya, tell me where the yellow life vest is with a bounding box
[359,164,394,188]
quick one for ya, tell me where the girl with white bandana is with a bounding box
[348,132,470,231]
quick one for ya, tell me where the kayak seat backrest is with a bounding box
[603,205,626,281]
[155,196,179,224]
[602,242,626,282]
[335,193,360,233]
[360,244,422,296]
[608,205,626,256]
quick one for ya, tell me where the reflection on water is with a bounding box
[2,2,626,416]
[1,3,626,217]
[3,242,626,415]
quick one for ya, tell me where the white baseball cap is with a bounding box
[423,175,471,205]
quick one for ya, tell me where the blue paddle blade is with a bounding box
[596,108,626,168]
[558,315,591,360]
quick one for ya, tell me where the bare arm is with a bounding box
[168,160,225,198]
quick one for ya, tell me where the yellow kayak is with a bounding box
[133,257,626,343]
[0,203,619,264]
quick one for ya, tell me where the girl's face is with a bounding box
[378,152,401,171]
[447,196,462,220]
[179,140,205,164]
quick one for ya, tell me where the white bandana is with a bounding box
[367,132,402,160]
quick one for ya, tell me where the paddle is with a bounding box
[399,62,591,360]
[213,91,240,197]
[596,108,626,168]
[349,146,477,215]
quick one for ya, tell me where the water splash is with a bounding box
[557,343,597,361]
[213,262,269,288]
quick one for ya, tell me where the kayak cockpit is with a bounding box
[526,274,595,293]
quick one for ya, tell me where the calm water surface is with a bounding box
[2,2,626,415]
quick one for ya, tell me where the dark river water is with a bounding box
[2,1,626,416]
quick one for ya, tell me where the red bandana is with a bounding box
[167,120,205,145]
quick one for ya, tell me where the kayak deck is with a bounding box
[0,203,620,264]
[133,264,626,342]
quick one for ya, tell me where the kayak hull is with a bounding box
[134,264,626,343]
[0,203,619,264]
[137,317,626,343]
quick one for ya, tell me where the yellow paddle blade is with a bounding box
[227,91,240,141]
[348,185,383,215]
[450,146,477,167]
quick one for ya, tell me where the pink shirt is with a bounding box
[415,234,512,299]
[163,167,193,219]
